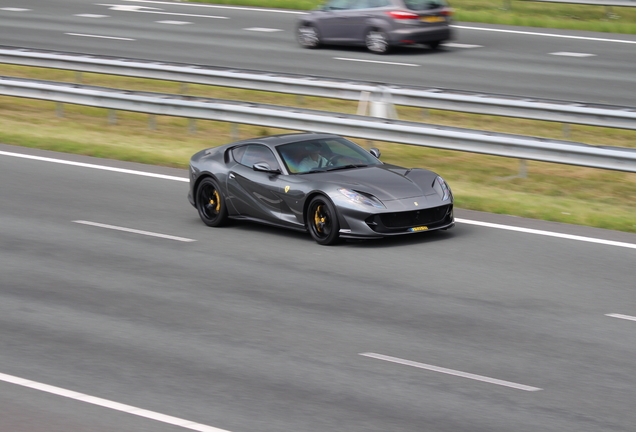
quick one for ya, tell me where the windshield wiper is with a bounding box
[325,164,368,171]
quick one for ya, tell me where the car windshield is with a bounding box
[277,137,382,174]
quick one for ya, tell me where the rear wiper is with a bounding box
[325,164,368,171]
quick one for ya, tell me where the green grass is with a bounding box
[1,64,635,233]
[186,0,636,34]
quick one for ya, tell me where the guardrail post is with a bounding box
[357,91,371,115]
[55,102,64,118]
[148,114,157,130]
[369,88,398,119]
[231,123,239,140]
[189,119,197,134]
[180,83,188,94]
[108,109,117,125]
[562,123,571,139]
[498,159,528,180]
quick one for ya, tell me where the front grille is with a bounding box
[366,204,452,233]
[381,205,450,228]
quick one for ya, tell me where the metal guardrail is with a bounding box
[1,46,635,131]
[1,76,635,173]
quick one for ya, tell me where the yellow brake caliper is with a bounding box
[314,205,325,233]
[209,190,221,212]
[213,190,221,212]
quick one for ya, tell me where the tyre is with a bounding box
[365,30,390,54]
[307,196,340,245]
[297,24,321,49]
[196,177,228,227]
[427,40,442,50]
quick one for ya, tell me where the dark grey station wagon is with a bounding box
[296,0,453,54]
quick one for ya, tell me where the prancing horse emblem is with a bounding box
[285,185,290,193]
[414,202,419,206]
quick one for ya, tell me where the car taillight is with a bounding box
[385,11,419,19]
[439,7,454,16]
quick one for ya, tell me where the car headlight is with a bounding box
[338,188,385,209]
[434,176,452,201]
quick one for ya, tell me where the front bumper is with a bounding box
[334,195,454,239]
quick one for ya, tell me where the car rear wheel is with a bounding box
[196,177,228,227]
[365,30,390,54]
[307,196,340,245]
[297,24,321,49]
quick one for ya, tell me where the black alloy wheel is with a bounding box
[307,196,340,245]
[365,30,390,54]
[196,178,228,227]
[297,24,321,49]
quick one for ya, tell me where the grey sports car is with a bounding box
[188,133,454,245]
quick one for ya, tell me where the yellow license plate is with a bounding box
[409,226,429,232]
[420,16,445,22]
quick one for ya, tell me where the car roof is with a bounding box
[241,132,340,148]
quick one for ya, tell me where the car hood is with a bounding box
[317,166,438,201]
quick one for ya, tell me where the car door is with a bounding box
[226,144,285,223]
[316,0,360,42]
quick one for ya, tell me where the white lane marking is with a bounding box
[456,218,636,250]
[2,150,633,250]
[550,51,596,57]
[0,151,188,182]
[443,43,483,48]
[157,20,192,25]
[453,25,636,45]
[244,27,283,32]
[117,0,306,14]
[66,33,135,40]
[74,220,196,242]
[1,7,31,11]
[334,57,419,67]
[75,13,109,18]
[99,4,162,11]
[0,372,230,432]
[98,3,228,19]
[606,313,636,322]
[360,353,542,391]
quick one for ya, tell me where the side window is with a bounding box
[231,146,247,164]
[325,0,355,10]
[236,144,280,170]
[354,0,387,8]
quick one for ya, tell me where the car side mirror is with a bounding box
[369,148,381,159]
[253,163,281,174]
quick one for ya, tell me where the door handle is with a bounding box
[229,173,235,179]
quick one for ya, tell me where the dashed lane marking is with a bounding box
[550,52,596,57]
[360,353,542,391]
[74,220,196,242]
[66,33,135,40]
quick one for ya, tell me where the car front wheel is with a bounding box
[297,24,321,49]
[365,30,390,54]
[196,177,228,227]
[307,196,340,245]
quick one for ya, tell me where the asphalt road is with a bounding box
[2,144,636,432]
[1,0,636,105]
